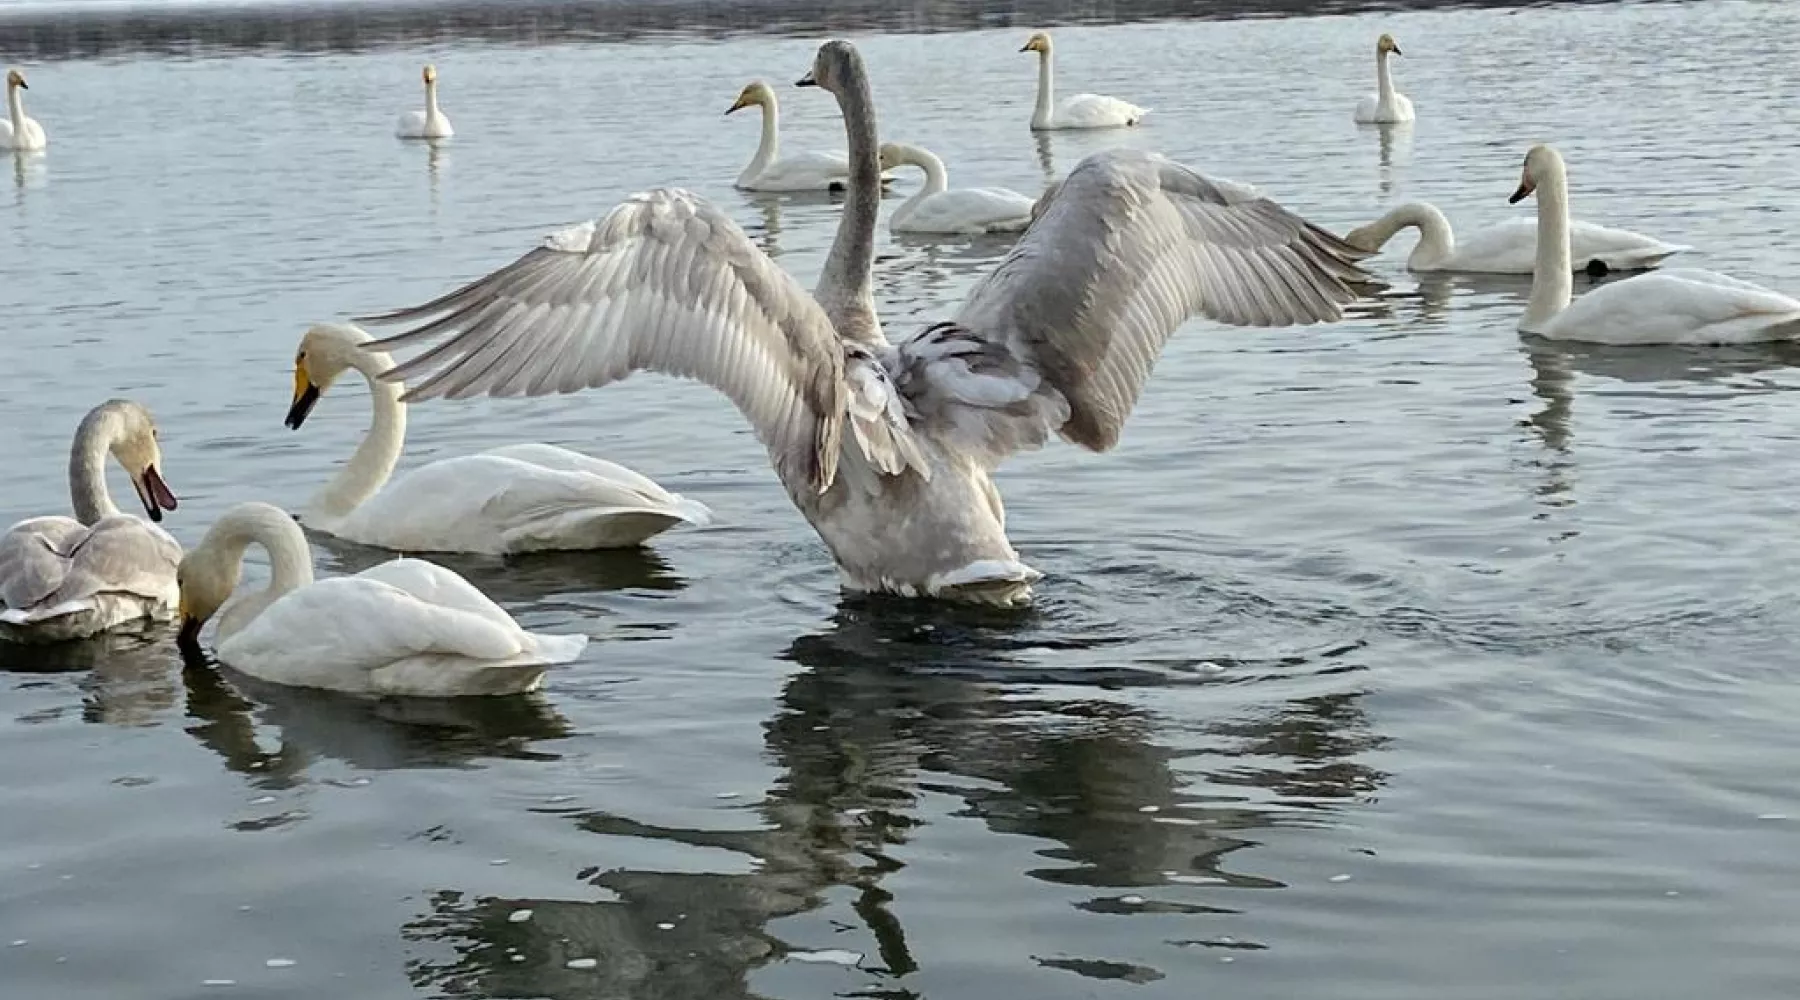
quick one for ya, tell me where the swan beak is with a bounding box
[725,96,750,115]
[132,464,178,523]
[16,80,25,90]
[1018,43,1030,51]
[176,611,202,654]
[1391,44,1403,55]
[795,71,817,88]
[1509,176,1536,204]
[286,362,321,430]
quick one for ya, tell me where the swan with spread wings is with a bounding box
[359,40,1370,607]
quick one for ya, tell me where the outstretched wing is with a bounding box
[896,148,1370,466]
[358,189,848,495]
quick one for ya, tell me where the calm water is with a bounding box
[5,0,1800,997]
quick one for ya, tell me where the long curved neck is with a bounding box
[208,506,316,642]
[1032,50,1056,128]
[742,94,780,183]
[424,78,441,120]
[309,350,407,522]
[1376,50,1396,106]
[6,83,22,134]
[1525,161,1574,331]
[1369,202,1454,266]
[67,408,121,524]
[904,145,949,196]
[815,69,883,346]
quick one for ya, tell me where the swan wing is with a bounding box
[1551,270,1800,344]
[479,443,676,498]
[1056,94,1146,127]
[358,188,848,495]
[900,148,1369,464]
[0,516,177,615]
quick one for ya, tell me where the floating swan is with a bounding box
[175,501,586,696]
[1020,31,1147,131]
[1511,144,1800,344]
[0,400,181,643]
[1,69,47,152]
[357,40,1368,607]
[396,64,453,140]
[878,142,1035,235]
[727,80,857,192]
[285,322,709,554]
[1346,201,1687,275]
[1353,34,1414,125]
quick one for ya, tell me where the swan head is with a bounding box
[88,399,178,523]
[286,322,372,430]
[175,536,242,654]
[795,39,862,93]
[1019,31,1052,54]
[6,69,24,90]
[422,64,437,85]
[876,142,910,172]
[1377,33,1402,56]
[1509,144,1562,204]
[725,81,773,115]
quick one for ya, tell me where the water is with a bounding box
[4,0,1800,996]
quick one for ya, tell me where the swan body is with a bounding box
[1020,32,1147,131]
[1,69,47,152]
[0,400,181,643]
[1512,144,1800,344]
[176,502,586,696]
[359,41,1369,607]
[879,142,1034,235]
[1345,201,1687,274]
[396,64,453,140]
[1353,34,1414,125]
[286,323,709,554]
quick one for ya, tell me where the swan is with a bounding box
[1353,34,1414,125]
[727,80,857,192]
[285,322,710,554]
[1510,144,1800,344]
[396,64,453,140]
[878,142,1035,235]
[356,39,1369,607]
[175,501,586,696]
[1020,31,1147,131]
[1,69,47,152]
[1345,201,1687,275]
[0,400,181,643]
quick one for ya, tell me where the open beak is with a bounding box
[1508,175,1535,204]
[132,464,178,522]
[795,72,816,88]
[286,364,320,429]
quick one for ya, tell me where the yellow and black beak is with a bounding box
[725,95,750,115]
[795,71,817,88]
[132,464,179,523]
[286,363,321,429]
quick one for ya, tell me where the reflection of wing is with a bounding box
[0,515,179,619]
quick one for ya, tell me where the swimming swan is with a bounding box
[175,501,587,696]
[1352,34,1413,125]
[1,69,47,152]
[878,142,1035,235]
[0,400,181,643]
[1020,31,1147,131]
[727,80,858,192]
[285,322,709,554]
[396,64,453,140]
[1345,201,1686,275]
[357,40,1370,607]
[1511,144,1800,344]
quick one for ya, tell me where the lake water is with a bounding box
[5,0,1800,997]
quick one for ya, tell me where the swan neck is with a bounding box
[815,66,883,345]
[1385,202,1454,266]
[68,407,122,524]
[1376,49,1396,103]
[743,93,779,183]
[1525,161,1574,329]
[207,507,316,642]
[5,84,22,133]
[310,350,407,522]
[424,77,440,119]
[1033,49,1055,127]
[911,146,949,195]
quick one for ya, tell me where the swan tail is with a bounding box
[0,598,96,625]
[523,631,588,665]
[368,646,580,697]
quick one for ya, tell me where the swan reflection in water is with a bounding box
[399,595,1387,997]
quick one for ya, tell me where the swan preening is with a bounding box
[2,68,46,152]
[1346,201,1686,274]
[728,80,863,192]
[0,401,181,643]
[1511,144,1800,344]
[1353,34,1414,124]
[1020,31,1148,130]
[396,64,453,140]
[286,322,710,554]
[878,142,1035,235]
[175,501,586,696]
[359,40,1370,607]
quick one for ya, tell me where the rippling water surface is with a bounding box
[5,0,1800,997]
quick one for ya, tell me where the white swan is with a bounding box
[1511,144,1800,344]
[1020,31,1147,131]
[727,80,856,192]
[0,400,181,643]
[356,40,1368,607]
[285,322,710,554]
[1,69,47,152]
[878,142,1035,235]
[395,64,453,140]
[1353,34,1414,125]
[175,502,585,696]
[1346,201,1687,275]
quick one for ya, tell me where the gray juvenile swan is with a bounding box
[358,40,1371,607]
